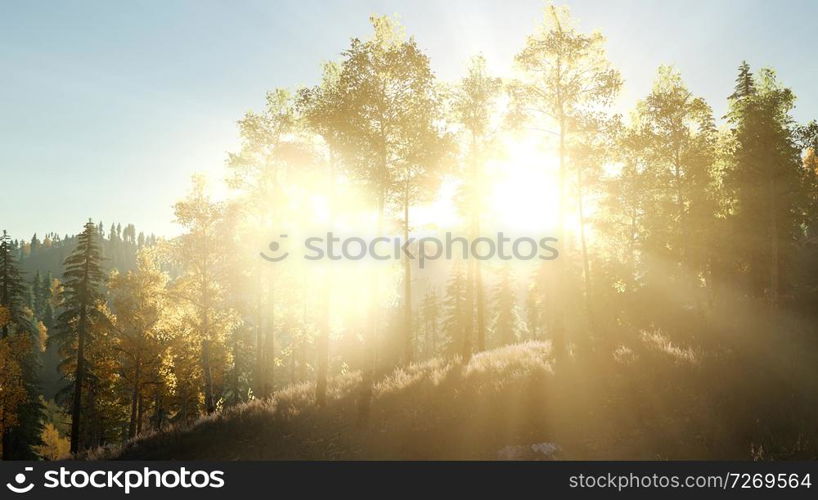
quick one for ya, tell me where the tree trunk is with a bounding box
[136,394,144,436]
[315,306,329,406]
[577,163,593,322]
[154,393,164,431]
[475,260,486,352]
[201,244,215,413]
[467,130,487,353]
[403,193,413,365]
[128,357,140,439]
[255,268,264,398]
[70,305,86,454]
[769,174,779,306]
[316,151,335,407]
[0,267,9,459]
[265,277,275,397]
[552,111,567,357]
[202,339,215,414]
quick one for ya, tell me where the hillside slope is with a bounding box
[91,334,818,461]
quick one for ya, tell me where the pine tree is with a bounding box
[40,272,54,328]
[0,230,44,459]
[492,266,520,346]
[730,61,755,101]
[1,233,35,339]
[525,262,553,341]
[442,264,468,358]
[31,271,42,316]
[420,287,440,359]
[53,220,107,454]
[726,64,805,304]
[30,234,41,256]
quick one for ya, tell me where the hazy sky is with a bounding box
[2,0,817,239]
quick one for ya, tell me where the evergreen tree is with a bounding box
[53,220,107,454]
[0,230,44,459]
[726,64,805,304]
[492,266,520,346]
[730,61,755,101]
[524,262,552,341]
[420,287,440,359]
[30,234,41,256]
[40,272,54,328]
[442,264,469,357]
[797,120,818,233]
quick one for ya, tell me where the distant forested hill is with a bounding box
[9,222,158,400]
[16,222,157,277]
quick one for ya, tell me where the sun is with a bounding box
[412,134,593,248]
[484,136,561,235]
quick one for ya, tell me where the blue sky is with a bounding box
[2,0,817,239]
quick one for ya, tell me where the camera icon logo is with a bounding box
[6,467,34,494]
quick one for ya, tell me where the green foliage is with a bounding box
[53,220,109,454]
[0,230,44,459]
[12,5,818,462]
[726,64,807,301]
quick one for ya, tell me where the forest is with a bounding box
[2,4,818,460]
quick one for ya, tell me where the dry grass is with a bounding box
[88,324,818,460]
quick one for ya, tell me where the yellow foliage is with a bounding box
[0,338,26,435]
[0,305,9,329]
[33,423,70,460]
[36,320,48,352]
[804,148,818,174]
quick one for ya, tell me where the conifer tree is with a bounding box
[0,230,44,459]
[53,220,107,454]
[420,287,440,358]
[492,266,520,346]
[726,64,805,304]
[442,264,469,357]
